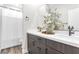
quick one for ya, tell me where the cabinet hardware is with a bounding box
[45,48,48,54]
[38,38,41,40]
[32,41,35,46]
[37,47,41,52]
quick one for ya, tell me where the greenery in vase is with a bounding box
[37,8,64,34]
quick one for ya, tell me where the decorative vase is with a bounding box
[46,24,55,34]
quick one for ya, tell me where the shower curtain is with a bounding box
[1,8,23,49]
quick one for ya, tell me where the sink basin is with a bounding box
[55,31,79,38]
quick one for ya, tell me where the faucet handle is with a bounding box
[68,26,74,30]
[71,26,75,34]
[72,26,74,29]
[68,26,70,29]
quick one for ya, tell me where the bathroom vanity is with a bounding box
[27,31,79,54]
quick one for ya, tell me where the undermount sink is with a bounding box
[55,31,79,38]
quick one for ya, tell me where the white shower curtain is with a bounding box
[1,8,23,49]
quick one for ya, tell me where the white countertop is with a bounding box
[27,30,79,48]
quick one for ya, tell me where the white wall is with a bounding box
[23,4,47,31]
[22,4,47,53]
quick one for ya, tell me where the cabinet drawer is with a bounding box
[37,36,46,45]
[27,33,39,46]
[29,46,39,54]
[28,33,46,45]
[27,33,38,40]
[46,39,64,53]
[46,47,61,54]
[36,46,46,54]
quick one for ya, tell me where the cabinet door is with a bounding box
[46,39,64,53]
[36,45,46,54]
[27,34,46,54]
[37,37,46,44]
[46,47,61,54]
[27,34,39,54]
[64,44,73,54]
[63,44,79,54]
[28,40,39,54]
[72,47,79,54]
[37,37,46,54]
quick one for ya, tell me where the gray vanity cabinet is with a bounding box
[27,33,79,54]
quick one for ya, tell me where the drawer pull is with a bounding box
[38,38,41,40]
[37,47,41,52]
[45,48,48,54]
[32,41,35,46]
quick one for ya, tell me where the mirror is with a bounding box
[46,4,79,31]
[68,8,79,31]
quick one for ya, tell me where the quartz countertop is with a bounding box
[27,30,79,48]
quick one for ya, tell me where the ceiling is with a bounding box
[47,4,79,9]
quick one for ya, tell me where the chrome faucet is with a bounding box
[68,26,74,36]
